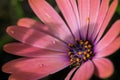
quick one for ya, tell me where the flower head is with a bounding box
[2,0,120,80]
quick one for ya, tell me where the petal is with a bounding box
[8,72,43,80]
[28,0,74,43]
[95,0,118,43]
[56,0,80,39]
[88,0,100,39]
[91,0,109,41]
[70,0,81,32]
[7,26,67,52]
[93,58,114,78]
[17,18,73,44]
[4,43,67,57]
[95,37,120,57]
[17,18,46,29]
[2,57,70,80]
[17,18,68,41]
[95,20,120,52]
[72,60,94,80]
[65,67,78,80]
[78,0,90,40]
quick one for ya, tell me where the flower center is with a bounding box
[68,40,94,67]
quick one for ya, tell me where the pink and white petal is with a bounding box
[88,0,100,39]
[93,58,114,79]
[7,26,68,52]
[65,67,78,80]
[95,37,120,58]
[91,0,109,42]
[95,0,118,43]
[72,60,94,80]
[2,57,70,80]
[78,0,90,40]
[4,43,67,57]
[28,0,74,43]
[56,0,79,39]
[95,20,120,52]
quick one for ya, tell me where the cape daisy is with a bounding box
[2,0,120,80]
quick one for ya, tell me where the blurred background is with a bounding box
[0,0,120,80]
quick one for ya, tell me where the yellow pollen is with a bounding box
[68,43,73,47]
[80,40,83,44]
[84,41,89,45]
[86,17,90,23]
[83,57,86,60]
[86,54,90,58]
[84,51,87,55]
[88,45,92,48]
[84,45,88,48]
[76,58,80,62]
[70,59,73,62]
[78,52,82,55]
[87,49,90,52]
[68,40,94,67]
[68,52,71,55]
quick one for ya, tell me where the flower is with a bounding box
[2,0,120,80]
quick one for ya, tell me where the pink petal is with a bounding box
[91,0,109,41]
[65,67,78,80]
[88,0,100,39]
[93,58,114,78]
[95,37,120,57]
[56,0,80,39]
[95,20,120,52]
[2,57,70,80]
[17,18,69,41]
[70,0,81,35]
[17,18,46,28]
[7,26,67,52]
[72,60,94,80]
[78,0,90,40]
[95,0,118,43]
[4,43,67,57]
[8,72,43,80]
[28,0,74,43]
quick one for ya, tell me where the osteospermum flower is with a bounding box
[2,0,120,80]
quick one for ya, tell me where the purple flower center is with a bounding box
[68,40,94,67]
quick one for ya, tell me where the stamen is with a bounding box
[76,58,80,62]
[83,56,86,60]
[86,17,90,23]
[80,40,83,44]
[84,45,88,48]
[88,45,92,48]
[86,54,90,58]
[68,40,94,67]
[87,49,90,52]
[78,52,82,55]
[68,43,73,47]
[68,52,72,55]
[84,51,87,55]
[84,41,89,45]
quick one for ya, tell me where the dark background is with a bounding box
[0,0,120,80]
